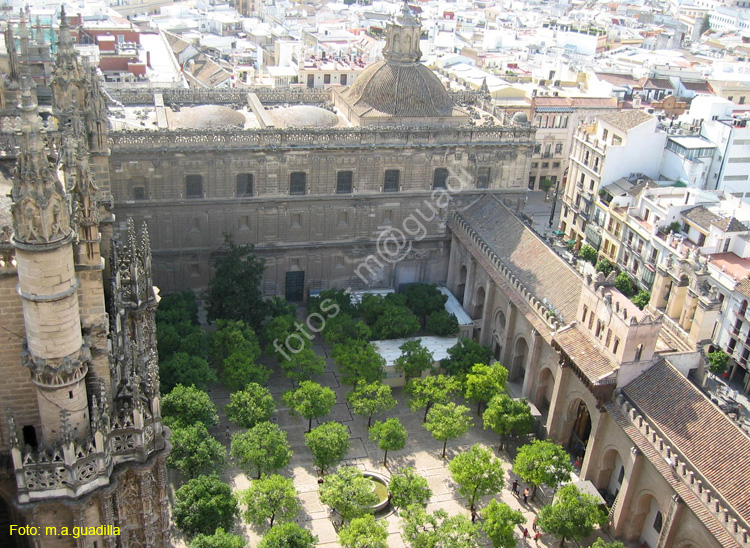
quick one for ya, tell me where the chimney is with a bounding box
[146,50,151,68]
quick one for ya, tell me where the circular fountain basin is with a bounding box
[362,471,390,512]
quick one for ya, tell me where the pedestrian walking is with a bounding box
[523,528,529,539]
[532,517,537,531]
[512,479,519,495]
[574,456,582,469]
[523,487,530,504]
[225,426,230,442]
[534,531,541,543]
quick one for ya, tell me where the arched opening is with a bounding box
[473,286,486,321]
[568,399,592,459]
[630,493,663,547]
[534,367,555,412]
[511,337,529,382]
[595,448,625,507]
[495,310,507,332]
[741,300,748,316]
[456,265,467,305]
[0,496,23,548]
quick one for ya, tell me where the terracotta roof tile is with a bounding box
[456,194,582,322]
[735,277,750,299]
[623,360,750,524]
[682,205,721,230]
[710,216,749,232]
[599,109,654,132]
[553,326,616,382]
[605,400,742,547]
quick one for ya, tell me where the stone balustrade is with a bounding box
[617,395,750,545]
[10,403,162,503]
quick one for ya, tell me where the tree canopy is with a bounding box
[464,362,508,415]
[240,474,301,528]
[209,319,261,368]
[403,508,482,548]
[257,522,317,548]
[513,439,573,499]
[537,484,607,546]
[440,338,492,378]
[305,421,350,475]
[577,245,598,265]
[424,402,473,459]
[371,304,420,340]
[403,283,448,325]
[388,467,432,515]
[221,351,270,392]
[207,235,267,330]
[481,500,525,548]
[319,466,378,523]
[708,350,729,375]
[346,381,396,428]
[231,422,293,479]
[425,310,460,337]
[338,514,389,548]
[394,339,435,382]
[406,374,460,422]
[173,475,238,539]
[282,381,337,432]
[162,384,218,430]
[189,528,246,548]
[482,395,534,450]
[168,423,226,479]
[322,314,372,346]
[280,346,326,386]
[369,418,408,466]
[160,352,217,394]
[331,340,386,385]
[225,383,277,429]
[449,444,505,513]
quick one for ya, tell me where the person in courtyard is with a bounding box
[523,487,530,504]
[512,479,519,495]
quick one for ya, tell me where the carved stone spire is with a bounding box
[383,1,422,63]
[11,78,72,246]
[52,5,86,118]
[5,20,19,82]
[18,10,32,83]
[60,107,100,258]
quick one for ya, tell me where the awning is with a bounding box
[553,230,565,236]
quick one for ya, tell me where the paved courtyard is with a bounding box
[170,323,621,548]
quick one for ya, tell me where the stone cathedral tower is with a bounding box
[0,11,170,548]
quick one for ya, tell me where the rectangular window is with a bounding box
[542,162,549,169]
[291,213,302,228]
[553,162,560,168]
[185,175,203,198]
[236,173,253,197]
[528,175,536,189]
[133,186,146,200]
[336,171,353,194]
[384,169,400,192]
[477,167,491,188]
[603,129,609,140]
[433,168,449,189]
[324,74,331,84]
[340,74,347,85]
[555,143,563,154]
[290,172,306,195]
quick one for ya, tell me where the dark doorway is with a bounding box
[569,401,592,458]
[285,271,305,302]
[494,343,502,361]
[22,425,38,448]
[0,498,23,548]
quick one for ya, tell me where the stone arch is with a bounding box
[534,366,555,412]
[473,285,486,321]
[455,264,467,305]
[511,336,529,382]
[564,397,592,459]
[629,491,664,545]
[495,309,507,332]
[594,445,626,501]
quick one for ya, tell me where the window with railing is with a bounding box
[290,172,307,195]
[336,171,353,194]
[185,175,203,198]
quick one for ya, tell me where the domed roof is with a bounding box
[268,105,340,128]
[340,60,456,119]
[511,111,528,124]
[168,105,246,130]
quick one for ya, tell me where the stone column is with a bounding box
[612,447,645,538]
[522,330,542,398]
[501,302,517,367]
[544,363,569,442]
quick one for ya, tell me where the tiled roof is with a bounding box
[682,205,721,230]
[681,80,713,93]
[595,72,640,87]
[710,216,749,232]
[163,31,193,55]
[456,194,582,323]
[605,399,741,547]
[570,97,618,108]
[623,360,750,524]
[735,277,750,299]
[340,60,466,119]
[599,109,654,132]
[553,326,616,383]
[638,77,674,90]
